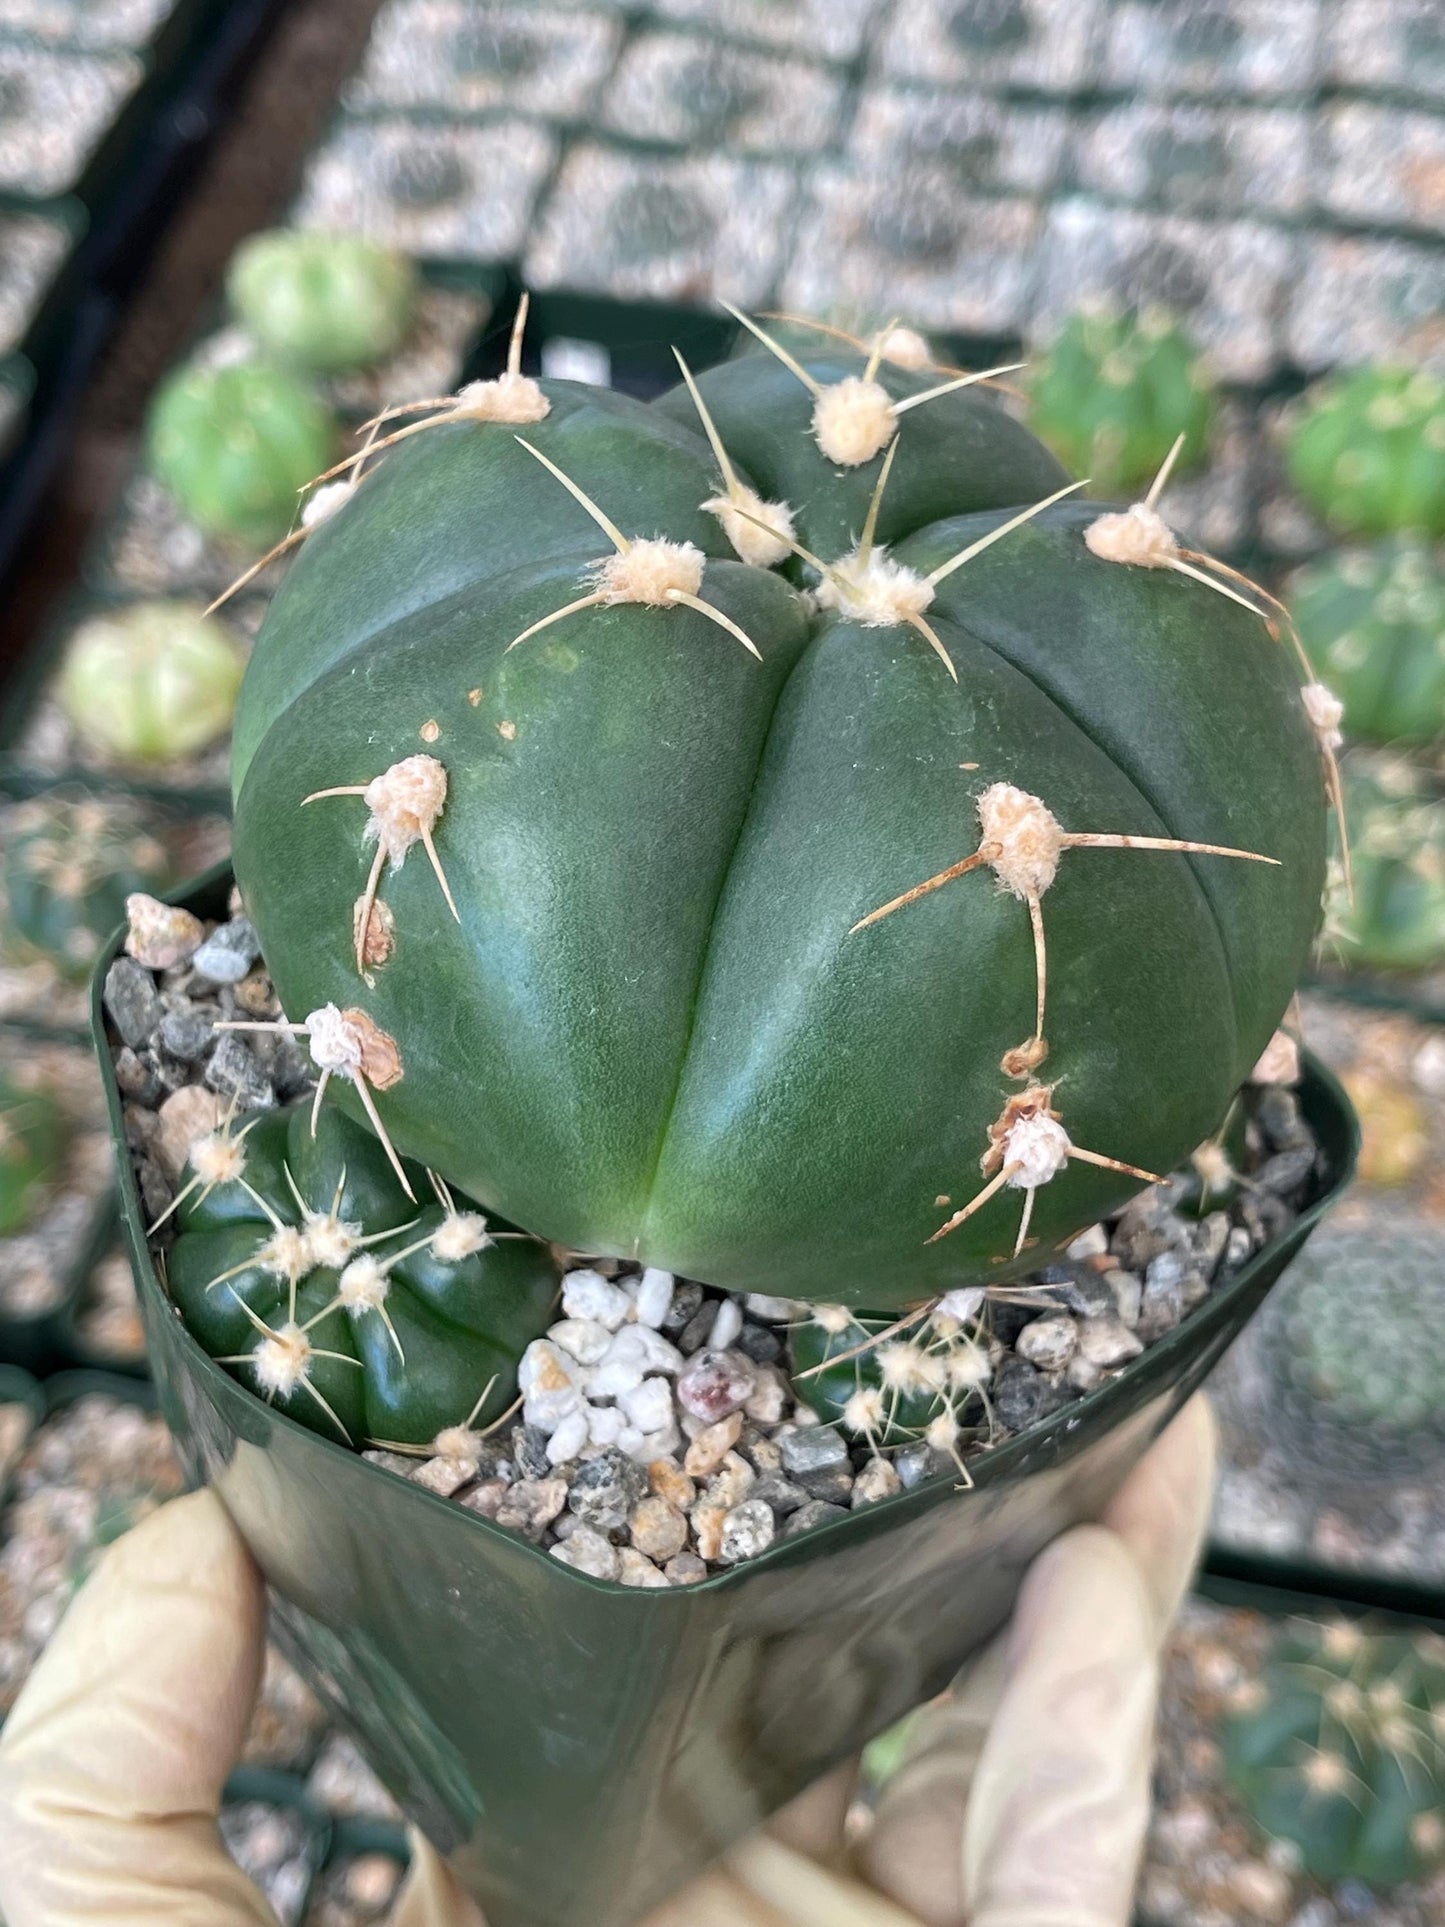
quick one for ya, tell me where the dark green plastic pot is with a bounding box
[93,868,1358,1927]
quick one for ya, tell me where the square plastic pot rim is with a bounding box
[91,861,1362,1598]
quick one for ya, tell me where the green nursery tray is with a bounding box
[93,864,1359,1927]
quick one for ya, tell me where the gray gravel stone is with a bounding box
[567,1448,647,1536]
[494,1478,567,1542]
[1038,1264,1113,1319]
[1077,1315,1145,1370]
[512,1425,552,1480]
[748,1472,809,1516]
[203,1032,275,1111]
[550,1526,618,1579]
[781,1499,850,1538]
[104,957,163,1048]
[1257,1146,1315,1197]
[735,1320,783,1365]
[1106,1268,1143,1327]
[719,1498,775,1564]
[994,1358,1068,1433]
[157,1006,216,1063]
[660,1279,703,1336]
[1016,1313,1079,1375]
[192,918,261,984]
[779,1425,850,1480]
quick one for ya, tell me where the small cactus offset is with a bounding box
[1287,366,1445,540]
[165,1097,560,1448]
[147,358,337,548]
[216,307,1327,1309]
[1026,306,1215,499]
[790,1294,995,1466]
[227,230,419,375]
[57,601,245,766]
[0,1072,63,1238]
[1224,1619,1445,1888]
[1326,756,1445,973]
[1290,543,1445,750]
[0,792,174,984]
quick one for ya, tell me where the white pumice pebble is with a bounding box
[745,1293,798,1322]
[936,1287,986,1323]
[546,1318,613,1366]
[708,1297,743,1351]
[518,1340,587,1432]
[1066,1224,1110,1261]
[621,1376,674,1436]
[634,1268,675,1329]
[586,1404,626,1448]
[561,1270,633,1331]
[545,1408,590,1466]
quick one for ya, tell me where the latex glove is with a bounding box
[0,1396,1214,1927]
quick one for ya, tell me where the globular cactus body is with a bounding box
[0,1073,63,1237]
[225,319,1326,1308]
[1224,1620,1445,1887]
[166,1099,560,1447]
[148,360,336,547]
[1,793,173,983]
[1026,307,1214,498]
[791,1297,994,1460]
[58,601,245,765]
[1288,367,1445,539]
[1330,756,1445,972]
[1291,543,1445,749]
[227,230,418,375]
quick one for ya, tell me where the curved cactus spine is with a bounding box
[1223,1619,1445,1888]
[224,308,1327,1306]
[166,1098,559,1447]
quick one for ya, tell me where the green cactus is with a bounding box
[1287,366,1445,539]
[147,357,336,548]
[227,230,418,376]
[1327,755,1445,973]
[1224,1618,1445,1887]
[57,601,246,766]
[167,1098,560,1447]
[1272,1231,1445,1436]
[791,1297,994,1460]
[1290,542,1445,750]
[0,791,175,983]
[0,1072,64,1238]
[1026,306,1215,499]
[220,309,1326,1309]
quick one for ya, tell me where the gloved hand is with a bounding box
[0,1396,1215,1927]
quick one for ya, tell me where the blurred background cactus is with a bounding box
[55,601,245,767]
[227,230,419,376]
[0,1072,63,1238]
[146,358,336,548]
[1326,756,1445,975]
[0,792,174,985]
[1292,543,1445,751]
[1287,368,1445,540]
[1025,306,1215,498]
[1224,1618,1445,1888]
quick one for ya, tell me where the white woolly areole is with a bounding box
[259,1225,314,1284]
[1001,1111,1072,1189]
[878,1342,946,1396]
[453,372,550,425]
[305,1004,365,1076]
[1084,503,1179,568]
[878,327,932,373]
[431,1211,490,1263]
[843,1386,885,1434]
[302,480,356,530]
[1251,1029,1301,1087]
[812,377,897,467]
[191,1131,246,1186]
[337,1254,389,1313]
[304,1216,361,1270]
[925,1412,960,1451]
[946,1341,992,1392]
[816,550,935,628]
[811,1303,852,1336]
[253,1323,313,1397]
[362,755,448,868]
[433,1424,482,1465]
[590,538,705,606]
[977,783,1066,900]
[1302,682,1345,751]
[704,486,795,568]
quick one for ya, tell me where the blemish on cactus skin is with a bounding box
[497,719,517,741]
[420,719,441,744]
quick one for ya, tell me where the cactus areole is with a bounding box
[229,324,1328,1308]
